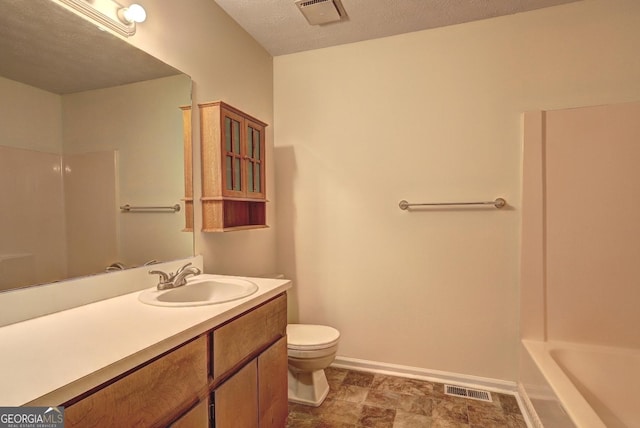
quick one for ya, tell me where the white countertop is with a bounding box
[0,275,291,406]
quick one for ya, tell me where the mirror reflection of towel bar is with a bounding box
[398,198,506,210]
[120,204,181,213]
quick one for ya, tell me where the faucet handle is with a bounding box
[172,266,201,287]
[149,269,170,283]
[175,262,192,275]
[106,262,125,272]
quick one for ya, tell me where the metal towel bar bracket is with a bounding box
[398,198,506,210]
[120,204,181,213]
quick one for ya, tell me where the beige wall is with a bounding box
[126,0,276,277]
[274,0,640,381]
[0,76,62,153]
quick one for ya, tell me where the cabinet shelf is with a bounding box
[202,199,267,232]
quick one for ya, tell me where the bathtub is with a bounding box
[521,340,640,428]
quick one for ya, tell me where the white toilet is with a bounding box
[287,324,340,407]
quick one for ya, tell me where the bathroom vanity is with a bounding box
[0,272,290,427]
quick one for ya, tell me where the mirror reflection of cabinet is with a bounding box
[199,101,268,232]
[180,105,194,232]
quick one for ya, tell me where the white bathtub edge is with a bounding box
[517,382,545,428]
[522,339,607,428]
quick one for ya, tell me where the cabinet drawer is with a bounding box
[65,336,208,427]
[212,294,287,379]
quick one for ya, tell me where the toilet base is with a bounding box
[287,368,329,407]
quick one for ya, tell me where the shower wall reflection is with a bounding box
[0,74,192,291]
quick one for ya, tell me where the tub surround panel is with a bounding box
[545,102,640,348]
[520,102,640,426]
[0,272,291,407]
[0,146,67,288]
[0,78,65,287]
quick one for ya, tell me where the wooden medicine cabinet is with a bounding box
[198,101,268,232]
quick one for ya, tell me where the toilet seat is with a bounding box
[287,324,340,351]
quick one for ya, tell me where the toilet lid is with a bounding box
[287,324,340,351]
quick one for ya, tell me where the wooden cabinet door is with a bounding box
[244,119,266,200]
[220,107,247,199]
[65,336,208,428]
[258,337,288,428]
[169,400,209,428]
[213,360,258,428]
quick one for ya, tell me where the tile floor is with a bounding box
[287,367,528,427]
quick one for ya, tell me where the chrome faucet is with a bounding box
[149,262,201,290]
[173,264,201,287]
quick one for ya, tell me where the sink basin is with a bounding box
[138,274,259,307]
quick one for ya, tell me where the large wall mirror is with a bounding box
[0,0,194,292]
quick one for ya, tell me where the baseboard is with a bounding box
[331,355,517,394]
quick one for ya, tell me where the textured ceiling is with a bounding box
[0,0,181,94]
[214,0,582,56]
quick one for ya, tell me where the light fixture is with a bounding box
[118,3,147,24]
[57,0,147,37]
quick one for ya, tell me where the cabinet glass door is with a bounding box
[245,121,265,198]
[222,110,245,197]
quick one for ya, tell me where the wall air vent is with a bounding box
[295,0,346,25]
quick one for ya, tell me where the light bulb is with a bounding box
[119,3,147,24]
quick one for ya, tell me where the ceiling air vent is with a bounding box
[295,0,346,25]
